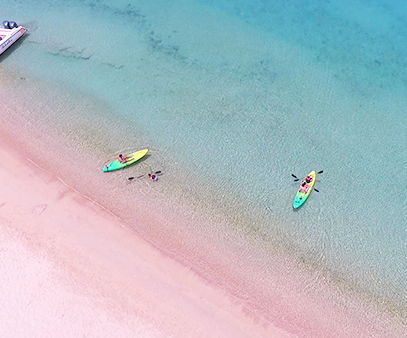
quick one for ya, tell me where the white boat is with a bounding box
[0,20,26,55]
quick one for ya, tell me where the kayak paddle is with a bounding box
[128,171,162,181]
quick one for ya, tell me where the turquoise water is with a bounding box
[2,0,407,334]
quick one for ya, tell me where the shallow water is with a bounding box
[2,0,407,334]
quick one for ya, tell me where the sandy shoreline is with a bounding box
[1,63,405,337]
[0,141,291,337]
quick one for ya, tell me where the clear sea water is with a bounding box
[2,0,407,335]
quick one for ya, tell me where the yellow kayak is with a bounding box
[102,149,148,172]
[293,170,316,209]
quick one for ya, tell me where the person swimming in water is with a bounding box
[148,173,159,181]
[128,170,161,181]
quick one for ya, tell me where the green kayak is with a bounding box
[102,149,148,172]
[293,170,316,209]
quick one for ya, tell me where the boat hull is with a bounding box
[0,26,26,55]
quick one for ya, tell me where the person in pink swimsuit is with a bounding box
[118,154,128,163]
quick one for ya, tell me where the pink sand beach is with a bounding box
[2,121,403,338]
[0,144,294,337]
[0,71,405,337]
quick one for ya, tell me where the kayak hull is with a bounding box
[293,171,316,209]
[102,149,148,172]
